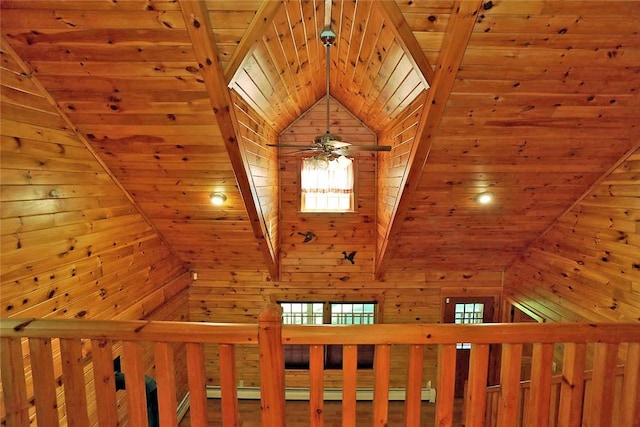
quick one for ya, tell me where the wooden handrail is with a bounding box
[282,322,640,344]
[0,318,258,343]
[4,319,638,348]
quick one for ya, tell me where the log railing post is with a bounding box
[258,302,286,427]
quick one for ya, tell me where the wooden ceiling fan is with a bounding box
[268,2,391,158]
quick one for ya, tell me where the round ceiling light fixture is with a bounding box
[475,191,494,205]
[210,192,227,206]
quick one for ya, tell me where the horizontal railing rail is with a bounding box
[1,304,639,427]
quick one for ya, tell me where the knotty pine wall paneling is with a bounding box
[232,92,280,266]
[1,38,192,423]
[503,148,640,369]
[376,92,427,261]
[190,97,502,391]
[190,270,502,390]
[504,148,640,324]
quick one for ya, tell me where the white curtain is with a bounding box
[301,156,353,194]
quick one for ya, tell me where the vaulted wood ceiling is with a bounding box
[2,0,638,280]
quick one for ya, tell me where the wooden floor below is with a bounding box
[178,399,465,426]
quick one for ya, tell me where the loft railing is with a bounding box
[479,365,628,427]
[1,303,640,426]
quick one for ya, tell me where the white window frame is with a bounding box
[300,156,355,212]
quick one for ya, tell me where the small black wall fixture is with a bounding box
[298,231,316,243]
[342,251,356,264]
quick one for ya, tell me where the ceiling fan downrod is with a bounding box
[320,28,337,141]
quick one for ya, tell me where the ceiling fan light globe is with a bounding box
[336,155,352,167]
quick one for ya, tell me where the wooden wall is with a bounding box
[1,40,190,322]
[1,38,192,421]
[376,92,427,261]
[190,97,503,390]
[503,148,640,324]
[232,92,280,270]
[190,270,502,390]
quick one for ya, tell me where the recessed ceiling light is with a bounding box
[210,192,227,205]
[475,192,494,205]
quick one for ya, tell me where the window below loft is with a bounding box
[280,301,377,369]
[300,156,354,212]
[454,302,485,349]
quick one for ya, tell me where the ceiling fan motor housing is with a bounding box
[320,28,336,46]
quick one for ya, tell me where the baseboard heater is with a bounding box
[206,386,436,402]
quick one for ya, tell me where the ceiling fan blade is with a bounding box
[343,145,393,152]
[324,140,351,149]
[267,143,318,148]
[333,149,356,156]
[290,149,320,155]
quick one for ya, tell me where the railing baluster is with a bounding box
[404,344,424,426]
[557,343,586,427]
[435,344,457,427]
[588,342,619,427]
[122,341,149,427]
[497,343,523,427]
[155,342,178,427]
[620,342,640,427]
[29,337,60,427]
[91,338,119,427]
[60,338,90,427]
[309,344,324,426]
[342,344,358,427]
[219,343,239,427]
[620,342,640,426]
[186,342,208,427]
[465,344,490,426]
[1,337,29,427]
[373,344,391,426]
[527,343,554,427]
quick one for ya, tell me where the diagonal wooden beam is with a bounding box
[224,0,282,83]
[179,0,280,280]
[377,0,434,87]
[375,0,482,280]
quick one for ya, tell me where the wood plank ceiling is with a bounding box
[1,0,638,279]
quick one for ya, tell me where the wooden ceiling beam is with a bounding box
[375,0,483,280]
[179,0,280,280]
[376,0,434,88]
[225,0,282,84]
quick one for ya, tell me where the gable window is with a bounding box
[301,156,354,212]
[280,301,376,369]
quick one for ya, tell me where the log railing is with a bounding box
[479,365,628,427]
[0,318,257,427]
[2,304,640,426]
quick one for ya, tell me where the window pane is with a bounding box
[301,157,354,212]
[455,302,485,349]
[280,301,376,369]
[331,303,375,325]
[284,345,309,369]
[282,302,323,325]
